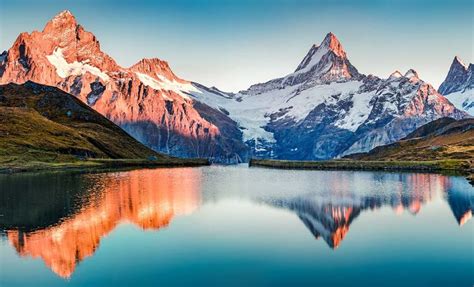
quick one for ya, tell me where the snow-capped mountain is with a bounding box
[0,11,468,162]
[191,33,468,159]
[438,56,473,115]
[0,10,248,163]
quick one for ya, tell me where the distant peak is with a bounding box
[134,58,170,69]
[389,70,403,80]
[404,69,419,79]
[130,58,183,82]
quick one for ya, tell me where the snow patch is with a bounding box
[334,91,373,132]
[191,80,365,142]
[445,89,474,115]
[293,45,329,75]
[285,81,363,121]
[404,69,419,79]
[135,72,200,100]
[46,48,110,81]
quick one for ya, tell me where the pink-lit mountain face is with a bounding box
[0,11,248,163]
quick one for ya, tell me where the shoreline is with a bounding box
[0,158,210,174]
[249,158,473,176]
[249,158,474,186]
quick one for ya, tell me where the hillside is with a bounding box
[345,117,474,162]
[0,81,207,171]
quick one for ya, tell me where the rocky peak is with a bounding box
[43,10,78,35]
[453,56,468,69]
[439,56,472,95]
[321,32,346,58]
[290,32,360,85]
[404,69,420,83]
[295,32,347,73]
[404,69,419,79]
[389,70,403,80]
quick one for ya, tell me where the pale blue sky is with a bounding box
[1,0,472,91]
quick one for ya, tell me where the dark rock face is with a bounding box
[438,57,473,115]
[439,57,472,95]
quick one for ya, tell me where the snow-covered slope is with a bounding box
[191,33,468,159]
[438,56,474,115]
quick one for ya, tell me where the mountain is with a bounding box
[192,32,468,160]
[346,117,474,162]
[0,11,468,162]
[0,81,206,168]
[438,56,474,115]
[0,10,247,163]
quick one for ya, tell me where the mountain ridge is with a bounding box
[0,10,248,163]
[191,32,468,160]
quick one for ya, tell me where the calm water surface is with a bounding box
[0,165,473,286]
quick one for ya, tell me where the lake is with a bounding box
[0,165,473,286]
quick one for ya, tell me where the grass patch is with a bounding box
[249,158,472,173]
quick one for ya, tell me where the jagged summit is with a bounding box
[285,32,361,85]
[454,56,468,69]
[439,55,472,95]
[130,58,184,82]
[389,70,403,80]
[321,32,346,58]
[438,56,473,115]
[55,10,74,18]
[295,32,347,73]
[50,10,75,23]
[43,10,78,33]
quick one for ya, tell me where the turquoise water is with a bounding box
[0,165,473,286]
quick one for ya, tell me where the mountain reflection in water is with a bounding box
[257,173,471,249]
[0,168,201,278]
[0,168,472,279]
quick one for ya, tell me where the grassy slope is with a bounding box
[347,118,474,162]
[0,82,208,172]
[249,158,470,172]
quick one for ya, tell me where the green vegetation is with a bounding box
[0,82,208,173]
[249,158,471,172]
[249,118,474,183]
[347,118,474,162]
